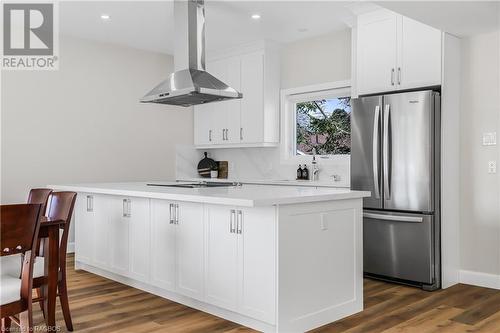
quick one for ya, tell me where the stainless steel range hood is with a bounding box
[140,0,242,107]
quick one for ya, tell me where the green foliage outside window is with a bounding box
[296,97,351,155]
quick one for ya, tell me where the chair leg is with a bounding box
[19,309,33,333]
[58,277,73,331]
[35,287,45,318]
[1,317,11,332]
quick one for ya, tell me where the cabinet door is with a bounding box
[75,194,109,267]
[128,197,150,282]
[224,57,241,144]
[208,59,229,144]
[398,16,441,90]
[205,205,238,311]
[357,10,398,95]
[175,202,204,300]
[109,197,130,276]
[238,207,276,324]
[150,199,176,291]
[194,104,215,145]
[74,193,95,265]
[240,52,264,143]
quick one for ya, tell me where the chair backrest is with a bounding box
[0,204,42,257]
[46,192,77,267]
[27,188,53,215]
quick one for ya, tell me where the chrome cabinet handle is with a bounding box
[372,105,381,199]
[175,204,179,224]
[240,127,243,141]
[209,130,212,142]
[391,68,395,86]
[86,195,93,212]
[123,199,131,218]
[230,210,236,233]
[383,104,391,200]
[169,203,174,224]
[363,212,423,223]
[222,129,226,141]
[236,210,243,234]
[226,128,229,141]
[397,67,401,85]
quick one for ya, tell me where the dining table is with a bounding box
[38,216,65,330]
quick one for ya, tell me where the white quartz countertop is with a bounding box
[50,181,370,207]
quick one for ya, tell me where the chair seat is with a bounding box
[0,275,21,305]
[0,254,45,279]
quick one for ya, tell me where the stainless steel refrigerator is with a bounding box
[351,90,441,291]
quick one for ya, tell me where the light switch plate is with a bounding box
[488,161,497,174]
[483,132,497,146]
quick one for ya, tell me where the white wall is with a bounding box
[459,30,500,276]
[281,29,351,89]
[1,36,193,203]
[179,29,352,183]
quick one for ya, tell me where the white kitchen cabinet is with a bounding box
[128,197,151,282]
[357,10,398,95]
[398,16,442,90]
[238,207,276,324]
[204,205,276,323]
[74,193,109,268]
[205,206,239,311]
[356,9,441,95]
[150,199,176,291]
[240,51,265,144]
[193,103,214,145]
[108,197,131,276]
[150,200,204,300]
[193,41,280,148]
[175,201,205,300]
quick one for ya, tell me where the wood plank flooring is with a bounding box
[25,254,500,332]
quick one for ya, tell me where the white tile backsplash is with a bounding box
[176,145,351,187]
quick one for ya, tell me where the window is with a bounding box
[280,82,351,163]
[295,97,351,155]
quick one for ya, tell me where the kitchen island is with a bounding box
[52,182,369,332]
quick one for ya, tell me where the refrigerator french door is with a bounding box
[351,90,440,289]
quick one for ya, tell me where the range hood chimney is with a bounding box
[140,0,242,107]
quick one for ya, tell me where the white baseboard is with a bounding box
[459,270,500,290]
[67,242,75,254]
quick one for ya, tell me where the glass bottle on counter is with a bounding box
[297,165,303,180]
[302,164,309,180]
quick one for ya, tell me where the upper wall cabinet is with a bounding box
[356,10,442,95]
[194,42,281,148]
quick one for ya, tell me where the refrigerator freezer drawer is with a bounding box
[363,211,434,284]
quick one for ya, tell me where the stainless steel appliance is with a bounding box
[147,181,241,189]
[140,0,242,107]
[351,90,441,290]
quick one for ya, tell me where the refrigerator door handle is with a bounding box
[372,105,381,199]
[363,212,424,223]
[383,104,391,200]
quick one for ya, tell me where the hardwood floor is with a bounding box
[25,254,500,332]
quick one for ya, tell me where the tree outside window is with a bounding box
[296,97,351,155]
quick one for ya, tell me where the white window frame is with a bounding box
[280,80,351,165]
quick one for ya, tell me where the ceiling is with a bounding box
[378,1,499,37]
[59,1,378,55]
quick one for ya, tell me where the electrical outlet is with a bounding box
[483,132,497,146]
[488,161,497,174]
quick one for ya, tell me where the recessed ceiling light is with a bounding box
[251,14,261,20]
[100,14,111,20]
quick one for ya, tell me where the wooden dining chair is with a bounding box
[33,192,77,331]
[27,189,53,215]
[0,204,42,333]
